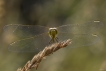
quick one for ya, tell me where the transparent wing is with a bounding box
[58,33,100,48]
[3,24,49,38]
[57,21,103,34]
[8,33,51,53]
[8,33,100,53]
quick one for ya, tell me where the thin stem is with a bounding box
[17,39,71,71]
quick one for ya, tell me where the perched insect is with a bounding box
[48,27,58,43]
[3,21,103,52]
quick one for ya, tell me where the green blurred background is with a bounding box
[0,0,106,71]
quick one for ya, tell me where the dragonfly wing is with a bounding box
[3,24,49,38]
[58,33,100,48]
[8,33,51,53]
[57,21,103,34]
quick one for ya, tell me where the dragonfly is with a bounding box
[3,21,103,52]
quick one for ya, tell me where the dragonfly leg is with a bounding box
[49,38,54,44]
[49,39,52,44]
[49,37,58,44]
[55,37,59,42]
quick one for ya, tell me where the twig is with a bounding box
[17,39,71,71]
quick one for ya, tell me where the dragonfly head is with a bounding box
[48,27,58,38]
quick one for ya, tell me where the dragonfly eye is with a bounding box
[49,27,57,30]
